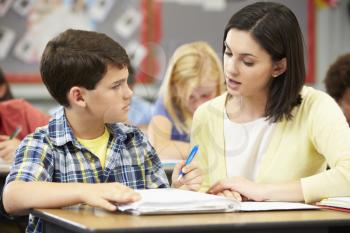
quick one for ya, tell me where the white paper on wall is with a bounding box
[88,0,114,22]
[114,8,141,38]
[202,0,226,11]
[0,0,14,17]
[13,33,37,63]
[13,3,94,64]
[125,40,147,68]
[12,0,35,16]
[0,27,16,59]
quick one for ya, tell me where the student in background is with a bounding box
[192,2,350,203]
[0,68,49,233]
[324,53,350,126]
[0,68,14,102]
[148,41,225,160]
[0,68,50,163]
[127,66,154,131]
[2,29,202,233]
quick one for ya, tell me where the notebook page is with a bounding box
[117,189,319,215]
[324,197,350,202]
[240,201,319,211]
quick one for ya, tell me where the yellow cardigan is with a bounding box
[191,86,350,203]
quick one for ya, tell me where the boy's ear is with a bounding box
[68,87,86,107]
[272,58,287,78]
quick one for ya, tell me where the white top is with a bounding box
[224,110,275,180]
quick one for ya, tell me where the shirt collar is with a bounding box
[48,107,76,147]
[48,107,136,147]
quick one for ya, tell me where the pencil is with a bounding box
[9,126,22,140]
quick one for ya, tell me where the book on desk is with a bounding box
[117,188,319,215]
[317,197,350,213]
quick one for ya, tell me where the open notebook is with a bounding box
[317,197,350,212]
[117,188,318,215]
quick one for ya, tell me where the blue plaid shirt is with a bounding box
[5,107,169,233]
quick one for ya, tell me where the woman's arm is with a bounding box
[148,115,190,160]
[208,177,304,202]
[302,91,350,203]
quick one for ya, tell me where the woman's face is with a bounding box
[223,28,277,98]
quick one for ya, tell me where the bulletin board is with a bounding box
[0,0,314,84]
[0,0,142,83]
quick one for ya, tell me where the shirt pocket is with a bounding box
[111,147,146,189]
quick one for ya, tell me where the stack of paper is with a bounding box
[118,188,318,215]
[317,197,350,212]
[118,188,239,215]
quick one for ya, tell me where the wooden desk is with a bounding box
[32,205,350,233]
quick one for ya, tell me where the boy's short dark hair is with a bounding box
[324,53,350,102]
[40,29,130,107]
[127,65,136,88]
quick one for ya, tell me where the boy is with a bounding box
[1,29,201,233]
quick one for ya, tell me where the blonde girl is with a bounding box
[148,41,225,160]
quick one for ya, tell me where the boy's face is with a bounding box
[83,66,133,123]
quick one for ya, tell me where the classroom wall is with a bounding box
[161,0,307,66]
[315,0,350,90]
[1,0,349,113]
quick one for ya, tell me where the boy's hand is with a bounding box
[171,161,202,191]
[81,182,141,211]
[0,135,20,163]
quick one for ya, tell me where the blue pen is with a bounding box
[177,145,199,181]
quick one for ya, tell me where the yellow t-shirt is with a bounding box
[77,128,110,169]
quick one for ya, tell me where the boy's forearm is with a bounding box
[3,181,85,214]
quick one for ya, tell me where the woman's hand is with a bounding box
[215,190,243,201]
[208,176,266,201]
[171,161,202,191]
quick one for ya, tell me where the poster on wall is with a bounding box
[1,0,144,83]
[13,1,95,64]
